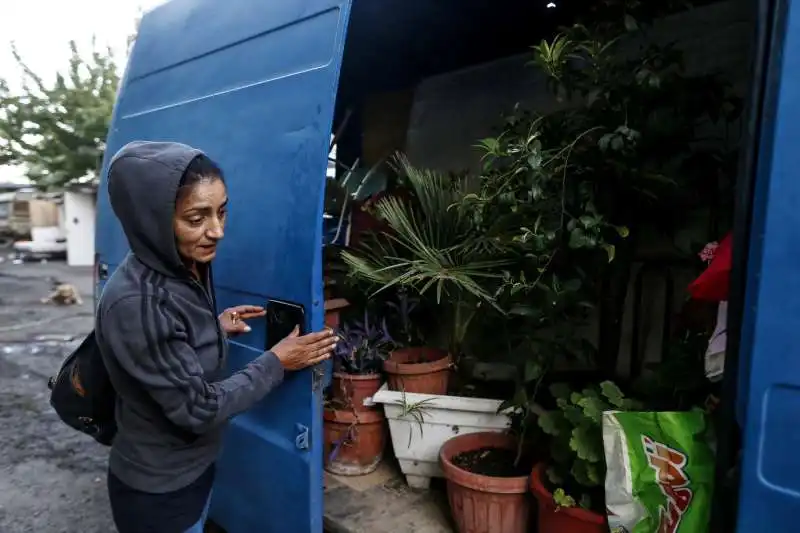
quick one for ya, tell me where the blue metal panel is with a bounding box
[736,1,800,529]
[94,1,352,532]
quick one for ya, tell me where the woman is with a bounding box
[95,141,337,533]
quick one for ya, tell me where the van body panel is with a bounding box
[95,1,352,531]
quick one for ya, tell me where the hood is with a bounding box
[107,141,205,277]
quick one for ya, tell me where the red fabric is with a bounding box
[688,232,732,302]
[349,207,384,245]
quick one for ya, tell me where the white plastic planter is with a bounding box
[370,383,512,489]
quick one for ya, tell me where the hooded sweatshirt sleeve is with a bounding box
[101,294,284,434]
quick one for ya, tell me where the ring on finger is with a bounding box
[230,311,240,324]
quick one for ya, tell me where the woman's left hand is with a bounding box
[219,305,266,336]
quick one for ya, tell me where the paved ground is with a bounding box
[0,257,114,533]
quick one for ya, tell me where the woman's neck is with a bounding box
[184,260,204,281]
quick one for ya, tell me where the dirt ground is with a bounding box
[0,258,114,533]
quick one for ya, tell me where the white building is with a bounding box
[60,184,97,267]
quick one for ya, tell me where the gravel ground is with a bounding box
[0,258,335,533]
[0,258,114,533]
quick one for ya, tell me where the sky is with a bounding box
[0,0,168,184]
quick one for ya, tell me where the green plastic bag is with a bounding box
[602,410,715,533]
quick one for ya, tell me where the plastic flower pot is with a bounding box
[372,383,512,489]
[383,347,452,395]
[530,463,607,533]
[439,431,530,533]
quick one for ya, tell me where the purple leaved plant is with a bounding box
[334,310,394,375]
[385,290,421,348]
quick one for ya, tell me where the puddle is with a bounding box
[0,340,74,357]
[33,334,75,342]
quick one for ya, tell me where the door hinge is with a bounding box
[295,423,309,451]
[312,366,324,392]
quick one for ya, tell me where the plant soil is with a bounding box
[456,380,509,400]
[452,447,531,478]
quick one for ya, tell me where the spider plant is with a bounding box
[396,390,437,447]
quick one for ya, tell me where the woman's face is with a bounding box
[173,179,228,264]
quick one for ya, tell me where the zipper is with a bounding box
[185,267,226,364]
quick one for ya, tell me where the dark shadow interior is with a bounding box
[332,0,585,172]
[325,1,760,532]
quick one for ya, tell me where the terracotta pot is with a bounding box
[323,408,386,476]
[331,372,382,412]
[439,432,530,533]
[530,463,607,533]
[324,298,349,328]
[383,347,452,395]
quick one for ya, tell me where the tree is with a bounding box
[0,40,120,189]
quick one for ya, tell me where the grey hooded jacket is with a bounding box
[96,141,284,493]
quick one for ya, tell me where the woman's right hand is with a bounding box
[271,326,337,370]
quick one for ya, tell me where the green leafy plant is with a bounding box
[341,154,511,360]
[467,113,627,328]
[538,381,642,512]
[499,356,548,468]
[0,41,120,189]
[462,79,630,431]
[459,0,741,433]
[494,0,740,372]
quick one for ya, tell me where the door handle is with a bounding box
[312,366,324,392]
[97,261,109,280]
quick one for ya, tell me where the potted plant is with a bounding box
[532,381,640,533]
[439,431,532,533]
[323,311,392,476]
[323,408,386,477]
[344,157,515,488]
[435,343,550,532]
[330,310,393,412]
[381,290,452,395]
[343,156,510,393]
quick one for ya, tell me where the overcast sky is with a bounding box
[0,0,168,183]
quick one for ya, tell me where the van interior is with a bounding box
[321,0,756,531]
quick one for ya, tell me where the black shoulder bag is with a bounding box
[47,331,117,446]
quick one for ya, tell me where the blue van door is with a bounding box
[736,0,800,529]
[95,1,352,532]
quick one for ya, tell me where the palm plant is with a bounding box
[341,154,510,359]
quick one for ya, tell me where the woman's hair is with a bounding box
[176,155,225,203]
